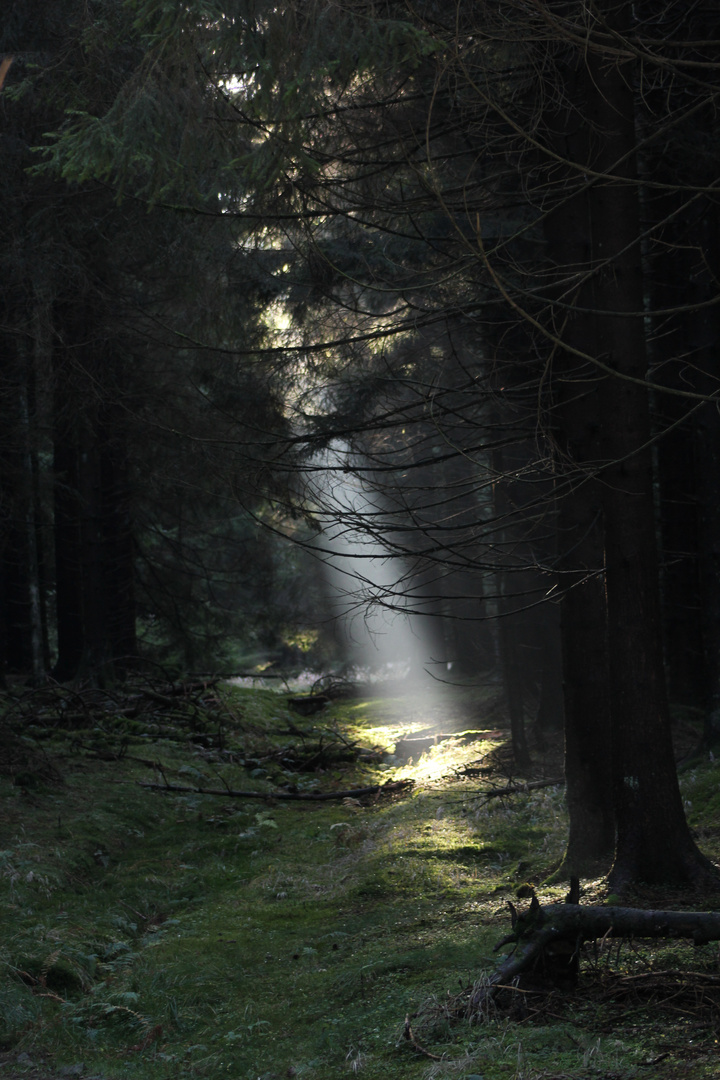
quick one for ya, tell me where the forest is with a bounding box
[2,1,720,1078]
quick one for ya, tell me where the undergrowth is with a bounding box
[0,680,718,1080]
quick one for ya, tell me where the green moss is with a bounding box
[0,685,719,1079]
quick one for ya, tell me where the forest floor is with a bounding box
[1,676,720,1080]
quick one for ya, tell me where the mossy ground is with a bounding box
[1,681,720,1080]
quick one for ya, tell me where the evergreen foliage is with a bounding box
[0,0,314,680]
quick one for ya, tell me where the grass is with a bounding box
[1,679,719,1080]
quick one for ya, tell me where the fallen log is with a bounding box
[137,777,414,802]
[522,902,720,946]
[472,899,720,1010]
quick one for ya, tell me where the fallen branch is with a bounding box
[520,902,720,946]
[471,900,720,1011]
[137,778,414,802]
[478,777,564,800]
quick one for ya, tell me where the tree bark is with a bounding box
[100,425,137,670]
[532,603,564,748]
[641,93,717,716]
[493,444,531,768]
[582,4,717,887]
[543,59,615,875]
[52,302,138,683]
[684,190,720,748]
[52,307,85,682]
[2,344,45,681]
[496,582,531,768]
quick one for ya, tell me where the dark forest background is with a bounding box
[2,0,720,889]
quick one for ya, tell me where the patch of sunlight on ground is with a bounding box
[389,735,502,786]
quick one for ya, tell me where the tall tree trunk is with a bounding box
[635,14,720,742]
[582,4,716,888]
[52,311,85,681]
[29,275,54,673]
[492,447,531,767]
[644,189,720,731]
[496,575,531,768]
[3,339,45,681]
[656,414,703,709]
[51,301,138,683]
[695,381,720,749]
[687,199,720,748]
[19,380,44,684]
[532,603,565,749]
[52,430,84,680]
[77,414,111,684]
[435,381,498,676]
[642,174,705,712]
[445,570,496,676]
[100,427,137,670]
[544,60,615,875]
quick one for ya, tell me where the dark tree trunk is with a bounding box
[52,331,85,681]
[557,518,614,874]
[695,384,720,748]
[100,428,137,669]
[77,415,111,682]
[30,434,51,673]
[496,578,531,768]
[52,306,109,683]
[645,199,720,732]
[653,373,703,709]
[3,523,36,674]
[532,603,564,747]
[582,5,717,888]
[437,422,497,675]
[31,276,54,673]
[3,354,45,681]
[543,61,615,875]
[51,301,138,683]
[643,182,707,712]
[686,199,720,749]
[492,445,531,767]
[656,416,704,709]
[52,432,84,681]
[446,572,497,676]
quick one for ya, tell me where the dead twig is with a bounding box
[402,1015,444,1061]
[137,778,414,802]
[474,777,564,802]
